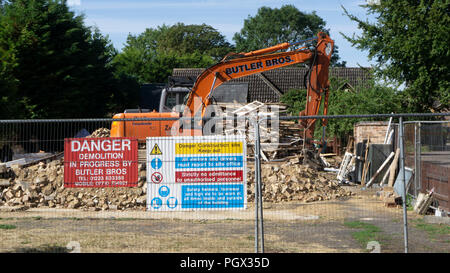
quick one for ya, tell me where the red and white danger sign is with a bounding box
[64,137,138,187]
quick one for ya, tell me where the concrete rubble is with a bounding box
[0,117,354,210]
[0,156,354,210]
[0,160,147,210]
[87,128,111,138]
[247,162,353,203]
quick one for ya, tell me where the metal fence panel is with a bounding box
[0,113,448,253]
[404,121,450,212]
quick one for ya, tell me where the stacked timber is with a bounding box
[214,101,305,160]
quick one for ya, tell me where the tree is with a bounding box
[114,23,234,83]
[281,77,402,139]
[326,79,402,137]
[0,0,138,118]
[0,0,20,118]
[341,1,450,112]
[157,23,233,61]
[233,5,346,67]
[0,59,20,119]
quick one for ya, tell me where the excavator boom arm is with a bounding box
[186,49,312,117]
[183,32,334,145]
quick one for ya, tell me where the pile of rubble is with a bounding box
[88,128,111,138]
[247,162,353,203]
[0,157,353,210]
[0,160,147,211]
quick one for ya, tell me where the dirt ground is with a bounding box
[0,186,448,253]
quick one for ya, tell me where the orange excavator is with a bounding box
[111,32,334,150]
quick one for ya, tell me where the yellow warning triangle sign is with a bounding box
[150,143,162,155]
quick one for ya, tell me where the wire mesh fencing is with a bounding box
[0,113,449,253]
[0,118,259,253]
[404,120,450,213]
[252,113,449,253]
[0,119,113,163]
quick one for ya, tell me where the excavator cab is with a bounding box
[159,76,195,113]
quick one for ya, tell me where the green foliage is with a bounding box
[157,23,233,61]
[279,88,307,115]
[326,79,402,137]
[233,5,346,67]
[344,221,384,248]
[0,224,16,230]
[341,1,450,112]
[114,23,233,83]
[281,75,403,139]
[0,0,139,118]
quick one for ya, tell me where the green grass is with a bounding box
[0,224,17,230]
[15,244,69,253]
[344,221,385,249]
[111,218,139,221]
[412,218,450,239]
[66,217,82,221]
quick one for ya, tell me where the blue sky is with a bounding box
[68,0,377,67]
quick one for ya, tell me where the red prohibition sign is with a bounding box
[151,172,163,184]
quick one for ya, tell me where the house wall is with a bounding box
[354,121,392,145]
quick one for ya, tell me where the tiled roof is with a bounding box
[173,67,372,103]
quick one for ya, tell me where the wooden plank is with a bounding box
[379,167,390,186]
[388,148,400,187]
[384,115,393,144]
[385,129,394,144]
[232,101,265,116]
[320,153,337,157]
[361,137,370,186]
[413,192,427,212]
[16,152,64,168]
[366,151,395,187]
[260,150,269,162]
[419,192,434,215]
[345,136,354,154]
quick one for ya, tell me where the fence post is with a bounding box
[253,118,264,253]
[253,118,260,253]
[414,122,418,197]
[417,122,421,193]
[399,116,409,253]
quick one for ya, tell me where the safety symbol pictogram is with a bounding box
[167,197,178,209]
[151,197,162,209]
[151,158,162,169]
[158,186,170,197]
[150,143,162,155]
[151,172,163,184]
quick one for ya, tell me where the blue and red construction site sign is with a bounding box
[146,136,247,211]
